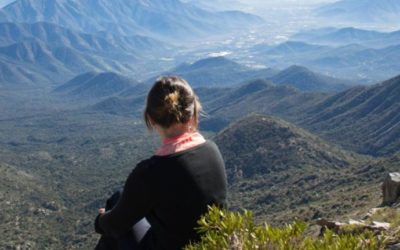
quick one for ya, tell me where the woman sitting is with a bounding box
[94,76,227,250]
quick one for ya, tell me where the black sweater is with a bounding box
[95,140,227,250]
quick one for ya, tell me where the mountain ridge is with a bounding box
[158,56,276,87]
[270,65,352,92]
[315,0,400,25]
[300,74,400,156]
[54,72,138,99]
[0,0,263,41]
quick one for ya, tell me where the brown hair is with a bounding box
[144,76,202,130]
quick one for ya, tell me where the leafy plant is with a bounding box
[185,206,384,250]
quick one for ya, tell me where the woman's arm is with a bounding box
[95,162,156,239]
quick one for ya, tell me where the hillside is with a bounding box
[91,95,146,117]
[0,38,139,85]
[0,162,68,249]
[157,56,276,87]
[0,104,159,248]
[0,22,170,57]
[300,74,400,156]
[214,114,372,223]
[270,65,352,92]
[202,73,400,157]
[264,41,330,56]
[199,79,327,131]
[54,72,138,99]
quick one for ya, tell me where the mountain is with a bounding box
[198,79,327,131]
[0,21,178,86]
[157,56,276,87]
[92,95,146,117]
[250,40,400,82]
[291,27,400,48]
[0,59,51,85]
[215,114,353,179]
[0,0,263,42]
[202,73,400,157]
[54,72,138,99]
[0,0,15,8]
[0,37,142,86]
[264,41,330,56]
[182,0,245,11]
[315,0,400,25]
[214,114,366,223]
[0,22,169,56]
[270,65,353,92]
[300,74,400,156]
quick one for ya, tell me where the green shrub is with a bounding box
[185,206,384,250]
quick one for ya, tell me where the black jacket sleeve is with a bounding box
[96,161,156,239]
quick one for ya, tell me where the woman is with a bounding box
[94,76,227,250]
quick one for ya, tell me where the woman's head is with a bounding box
[144,76,202,132]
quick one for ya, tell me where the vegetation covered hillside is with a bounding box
[0,108,159,249]
[214,114,374,223]
[301,74,400,156]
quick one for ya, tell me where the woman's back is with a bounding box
[140,140,227,249]
[96,140,227,250]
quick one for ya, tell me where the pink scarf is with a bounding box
[155,132,206,156]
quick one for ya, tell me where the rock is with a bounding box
[371,221,390,231]
[364,207,384,219]
[389,243,400,250]
[316,218,390,235]
[382,173,400,206]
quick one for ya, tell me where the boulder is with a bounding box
[382,173,400,206]
[316,218,390,235]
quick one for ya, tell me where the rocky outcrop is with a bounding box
[316,218,390,235]
[382,173,400,206]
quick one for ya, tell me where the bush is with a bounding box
[185,206,384,250]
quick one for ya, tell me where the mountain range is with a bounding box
[90,61,351,119]
[0,0,263,41]
[200,72,400,157]
[291,27,400,48]
[0,20,178,85]
[250,40,400,82]
[0,0,265,86]
[158,56,276,87]
[315,0,400,25]
[0,38,139,86]
[182,0,245,11]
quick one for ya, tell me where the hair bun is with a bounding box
[145,76,202,130]
[165,91,180,108]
